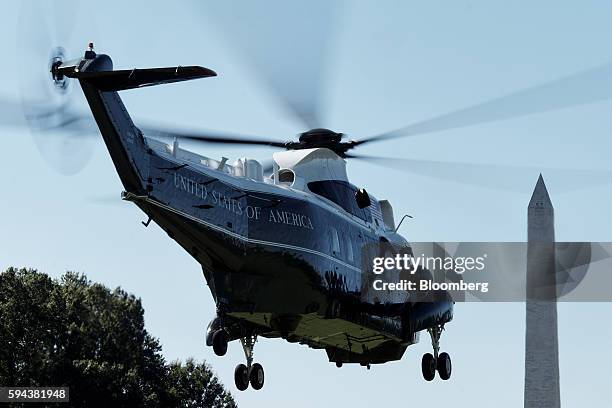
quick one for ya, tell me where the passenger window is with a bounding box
[346,236,354,262]
[330,228,340,256]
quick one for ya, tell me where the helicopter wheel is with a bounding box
[437,352,452,380]
[234,364,249,391]
[421,353,436,381]
[212,330,228,356]
[249,363,265,390]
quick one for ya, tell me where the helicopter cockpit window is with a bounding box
[307,180,371,222]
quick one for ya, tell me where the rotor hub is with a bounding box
[299,128,342,144]
[48,46,69,93]
[291,128,359,157]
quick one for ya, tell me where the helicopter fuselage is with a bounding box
[67,51,453,366]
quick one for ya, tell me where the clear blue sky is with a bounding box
[1,1,611,406]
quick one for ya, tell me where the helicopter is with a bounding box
[9,1,612,393]
[37,43,455,391]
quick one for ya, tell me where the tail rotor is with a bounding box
[17,0,98,175]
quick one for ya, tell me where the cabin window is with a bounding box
[330,228,340,256]
[346,235,354,262]
[307,180,372,222]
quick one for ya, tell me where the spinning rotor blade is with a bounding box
[348,154,612,193]
[0,97,28,128]
[356,63,612,146]
[202,0,339,130]
[142,127,288,148]
[17,0,99,175]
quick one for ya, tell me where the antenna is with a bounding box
[394,214,413,233]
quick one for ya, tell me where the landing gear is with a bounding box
[212,329,228,356]
[421,353,436,381]
[249,363,265,390]
[207,315,266,391]
[208,311,233,358]
[437,352,452,380]
[234,333,265,391]
[234,364,249,391]
[421,325,452,381]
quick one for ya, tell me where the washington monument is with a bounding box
[525,175,560,407]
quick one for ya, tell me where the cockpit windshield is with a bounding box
[307,180,371,222]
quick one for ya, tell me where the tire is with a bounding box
[437,352,452,380]
[249,362,265,390]
[212,330,228,356]
[234,364,249,391]
[421,353,436,381]
[335,361,343,368]
[205,318,222,347]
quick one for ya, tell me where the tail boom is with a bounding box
[54,48,215,194]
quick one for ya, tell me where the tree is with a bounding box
[0,267,236,408]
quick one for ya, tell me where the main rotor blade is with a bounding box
[201,0,340,130]
[348,154,612,193]
[0,97,28,128]
[357,63,612,146]
[142,127,288,148]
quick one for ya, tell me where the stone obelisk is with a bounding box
[525,175,560,407]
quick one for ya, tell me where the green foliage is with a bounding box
[167,359,238,408]
[0,268,236,408]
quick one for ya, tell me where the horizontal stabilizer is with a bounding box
[72,66,217,91]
